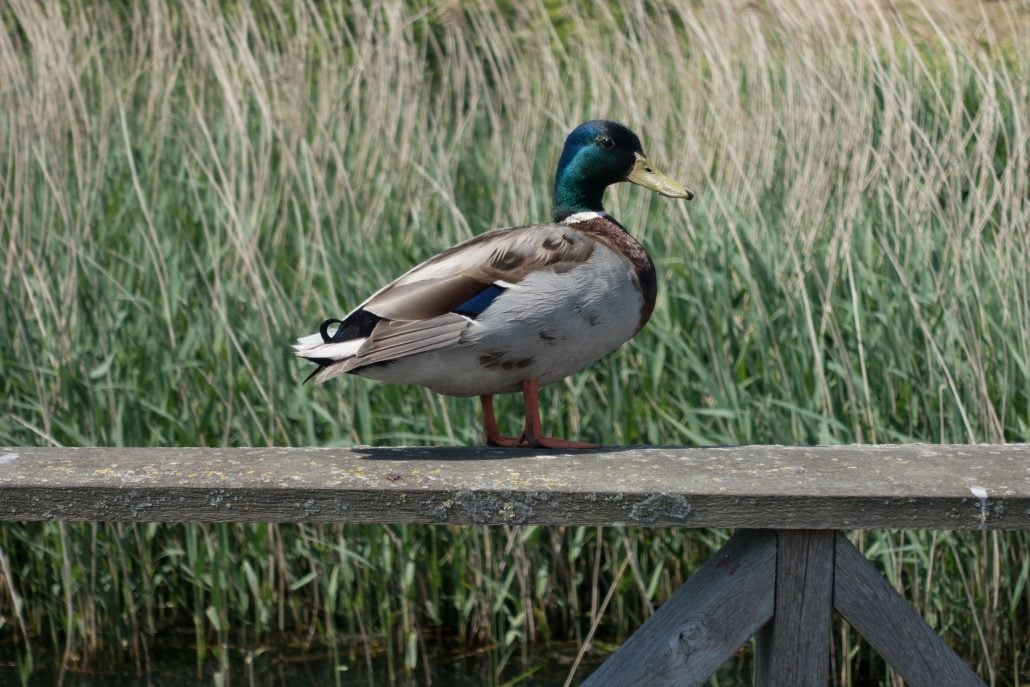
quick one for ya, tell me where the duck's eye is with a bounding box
[597,136,615,149]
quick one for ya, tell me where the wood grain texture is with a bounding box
[583,530,776,687]
[833,533,986,686]
[754,530,835,686]
[0,444,1026,527]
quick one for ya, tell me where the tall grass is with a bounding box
[0,0,1027,684]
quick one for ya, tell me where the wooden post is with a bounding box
[754,530,835,686]
[586,528,986,686]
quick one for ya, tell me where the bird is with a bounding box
[294,120,693,448]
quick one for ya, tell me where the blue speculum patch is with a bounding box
[453,284,507,318]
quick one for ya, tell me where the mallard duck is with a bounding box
[295,120,692,448]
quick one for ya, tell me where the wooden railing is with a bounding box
[2,443,1027,686]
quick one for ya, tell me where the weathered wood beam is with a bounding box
[0,444,1026,527]
[833,533,986,686]
[753,530,835,686]
[583,530,776,686]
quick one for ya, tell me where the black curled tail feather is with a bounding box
[321,309,383,343]
[319,318,345,343]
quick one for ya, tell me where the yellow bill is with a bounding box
[626,152,694,200]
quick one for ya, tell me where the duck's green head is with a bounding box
[552,120,693,222]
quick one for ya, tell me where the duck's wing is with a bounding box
[295,223,596,383]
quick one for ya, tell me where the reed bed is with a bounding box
[0,0,1027,684]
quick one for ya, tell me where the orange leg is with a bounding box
[480,394,520,447]
[479,381,597,448]
[517,378,597,449]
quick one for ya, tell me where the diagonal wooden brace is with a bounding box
[583,530,777,686]
[833,532,984,686]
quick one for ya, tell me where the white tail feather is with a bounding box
[293,335,363,361]
[294,332,324,348]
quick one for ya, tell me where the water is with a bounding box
[4,641,606,687]
[2,639,750,686]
